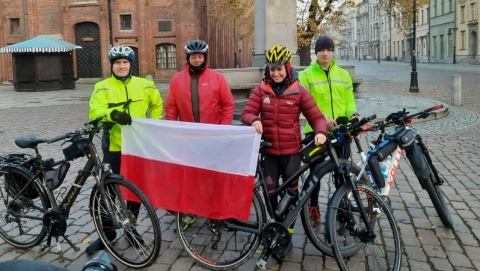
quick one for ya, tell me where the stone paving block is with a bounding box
[446,251,473,268]
[464,245,480,262]
[423,244,447,258]
[408,259,433,271]
[405,246,428,261]
[417,229,441,245]
[430,257,454,271]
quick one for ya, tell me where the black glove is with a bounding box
[110,109,132,125]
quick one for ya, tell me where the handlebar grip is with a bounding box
[48,133,70,144]
[428,104,443,112]
[353,114,377,129]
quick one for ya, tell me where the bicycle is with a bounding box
[0,117,161,269]
[175,118,375,270]
[362,105,453,228]
[326,105,452,270]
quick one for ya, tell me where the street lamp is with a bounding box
[357,28,361,62]
[376,22,380,63]
[448,28,458,64]
[409,0,419,92]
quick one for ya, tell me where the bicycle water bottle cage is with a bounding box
[389,126,414,149]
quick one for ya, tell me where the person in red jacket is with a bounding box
[165,39,235,230]
[241,45,328,255]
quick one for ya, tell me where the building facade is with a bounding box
[0,0,254,83]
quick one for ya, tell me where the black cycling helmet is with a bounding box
[184,40,209,54]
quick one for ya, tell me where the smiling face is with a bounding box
[269,65,287,83]
[112,58,131,78]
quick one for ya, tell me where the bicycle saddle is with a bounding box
[15,134,47,149]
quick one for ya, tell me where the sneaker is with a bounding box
[309,205,320,231]
[86,232,116,255]
[125,229,145,248]
[180,214,196,230]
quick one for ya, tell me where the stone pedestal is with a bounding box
[252,0,299,67]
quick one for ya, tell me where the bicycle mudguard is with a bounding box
[405,141,430,181]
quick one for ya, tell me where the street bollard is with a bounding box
[451,75,461,106]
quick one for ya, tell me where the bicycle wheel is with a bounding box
[177,188,267,270]
[422,164,453,228]
[90,177,161,269]
[0,166,49,248]
[301,159,369,257]
[327,183,401,271]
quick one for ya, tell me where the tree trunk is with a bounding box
[298,44,312,66]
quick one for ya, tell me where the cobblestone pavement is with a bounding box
[0,61,480,271]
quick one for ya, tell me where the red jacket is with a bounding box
[165,64,235,124]
[241,68,327,155]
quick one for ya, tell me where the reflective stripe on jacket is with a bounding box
[299,59,357,133]
[165,64,235,125]
[89,76,163,152]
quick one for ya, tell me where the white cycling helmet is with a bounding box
[108,45,135,62]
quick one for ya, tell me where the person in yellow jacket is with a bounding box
[299,36,360,231]
[87,45,163,254]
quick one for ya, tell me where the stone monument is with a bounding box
[252,0,300,67]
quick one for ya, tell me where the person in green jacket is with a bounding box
[299,36,360,231]
[87,45,163,254]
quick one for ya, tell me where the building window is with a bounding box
[441,0,444,15]
[156,43,177,70]
[471,3,477,20]
[158,21,172,31]
[461,31,466,49]
[120,14,132,30]
[433,0,437,16]
[449,0,453,12]
[461,5,466,22]
[10,18,20,34]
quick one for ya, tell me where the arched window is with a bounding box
[156,43,176,69]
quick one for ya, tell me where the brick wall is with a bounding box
[0,0,254,83]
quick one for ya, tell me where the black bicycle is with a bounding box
[174,118,377,270]
[0,118,161,269]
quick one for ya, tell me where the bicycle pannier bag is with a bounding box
[4,166,38,199]
[44,162,70,190]
[405,142,430,180]
[392,126,415,149]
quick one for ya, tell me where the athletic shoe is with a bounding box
[309,205,321,231]
[180,214,196,230]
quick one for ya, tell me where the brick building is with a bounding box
[0,0,254,83]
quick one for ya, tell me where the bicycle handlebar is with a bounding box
[383,104,444,127]
[330,114,377,138]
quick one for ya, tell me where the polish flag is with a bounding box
[120,118,261,220]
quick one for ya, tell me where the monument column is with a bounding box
[252,0,299,67]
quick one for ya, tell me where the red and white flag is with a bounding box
[120,118,261,220]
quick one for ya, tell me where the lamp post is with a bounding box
[376,22,380,63]
[409,0,419,92]
[357,28,361,62]
[448,28,458,64]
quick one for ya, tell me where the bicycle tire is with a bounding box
[301,159,369,257]
[422,163,453,228]
[327,183,402,271]
[90,177,161,269]
[0,166,49,248]
[177,188,266,270]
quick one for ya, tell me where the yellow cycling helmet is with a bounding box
[265,45,292,67]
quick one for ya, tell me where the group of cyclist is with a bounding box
[87,35,359,257]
